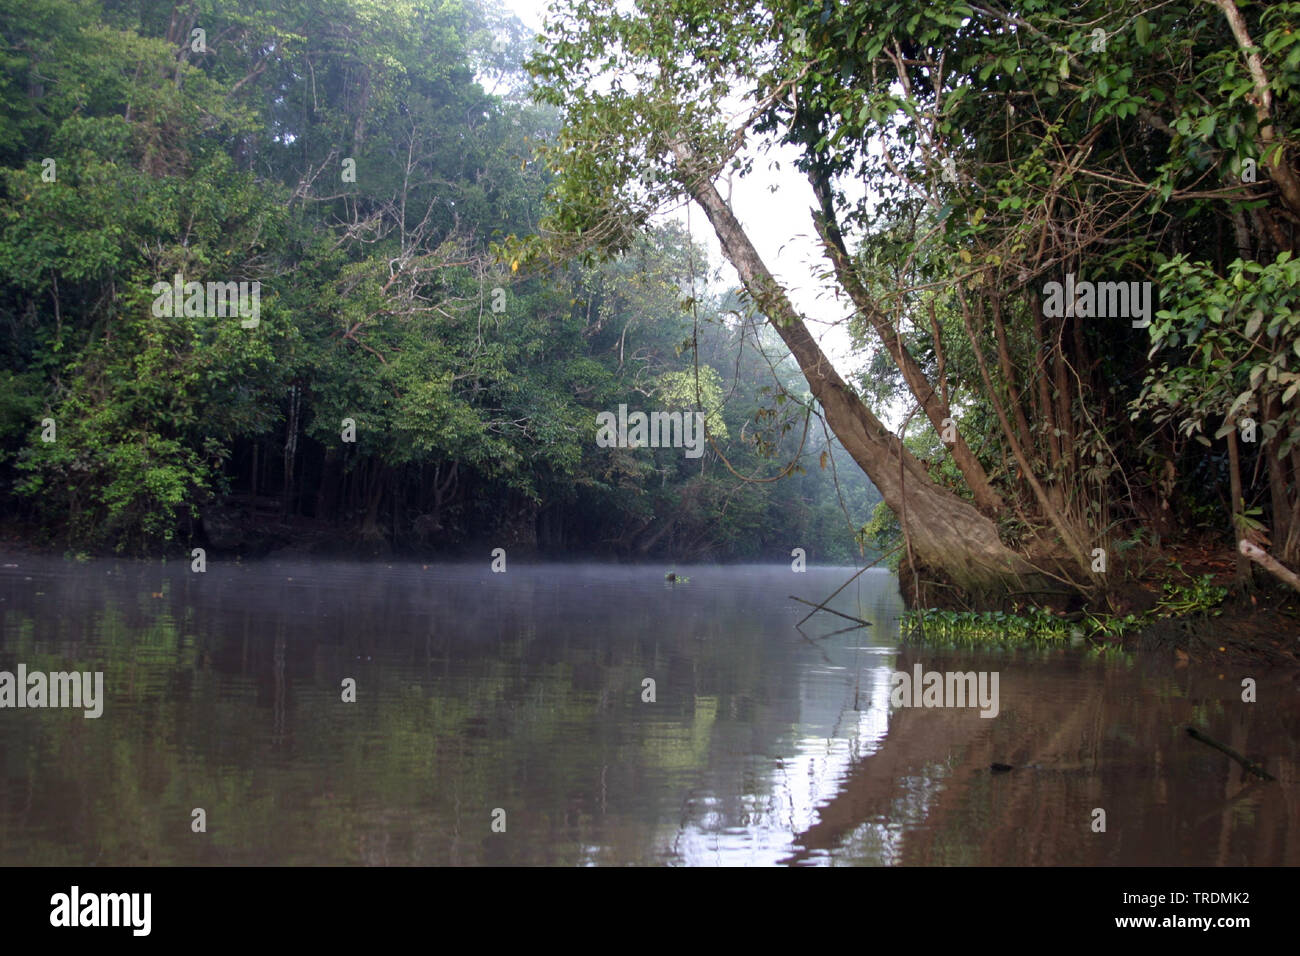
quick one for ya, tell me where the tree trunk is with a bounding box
[1226,426,1250,582]
[316,446,341,522]
[362,463,387,541]
[807,164,1005,515]
[1263,393,1299,564]
[955,285,1093,573]
[674,145,1062,607]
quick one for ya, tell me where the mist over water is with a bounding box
[0,557,1294,865]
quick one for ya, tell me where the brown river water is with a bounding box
[0,556,1295,865]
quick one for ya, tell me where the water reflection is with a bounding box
[0,557,1294,865]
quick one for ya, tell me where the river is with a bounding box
[0,557,1294,865]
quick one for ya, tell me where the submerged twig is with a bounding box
[792,625,836,664]
[1186,726,1276,781]
[799,621,871,642]
[788,595,870,627]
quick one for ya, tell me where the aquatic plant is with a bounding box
[1153,569,1227,617]
[898,607,1072,647]
[901,565,1229,648]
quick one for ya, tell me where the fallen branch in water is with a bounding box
[1239,539,1300,595]
[788,595,870,627]
[1186,726,1276,781]
[797,620,871,642]
[795,547,899,626]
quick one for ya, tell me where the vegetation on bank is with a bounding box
[900,565,1230,646]
[0,0,878,562]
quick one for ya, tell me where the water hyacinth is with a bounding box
[899,572,1228,648]
[898,608,1074,647]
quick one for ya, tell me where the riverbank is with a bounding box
[1101,543,1300,669]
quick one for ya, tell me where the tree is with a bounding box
[529,0,1054,606]
[528,0,1300,605]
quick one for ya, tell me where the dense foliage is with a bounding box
[0,0,878,561]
